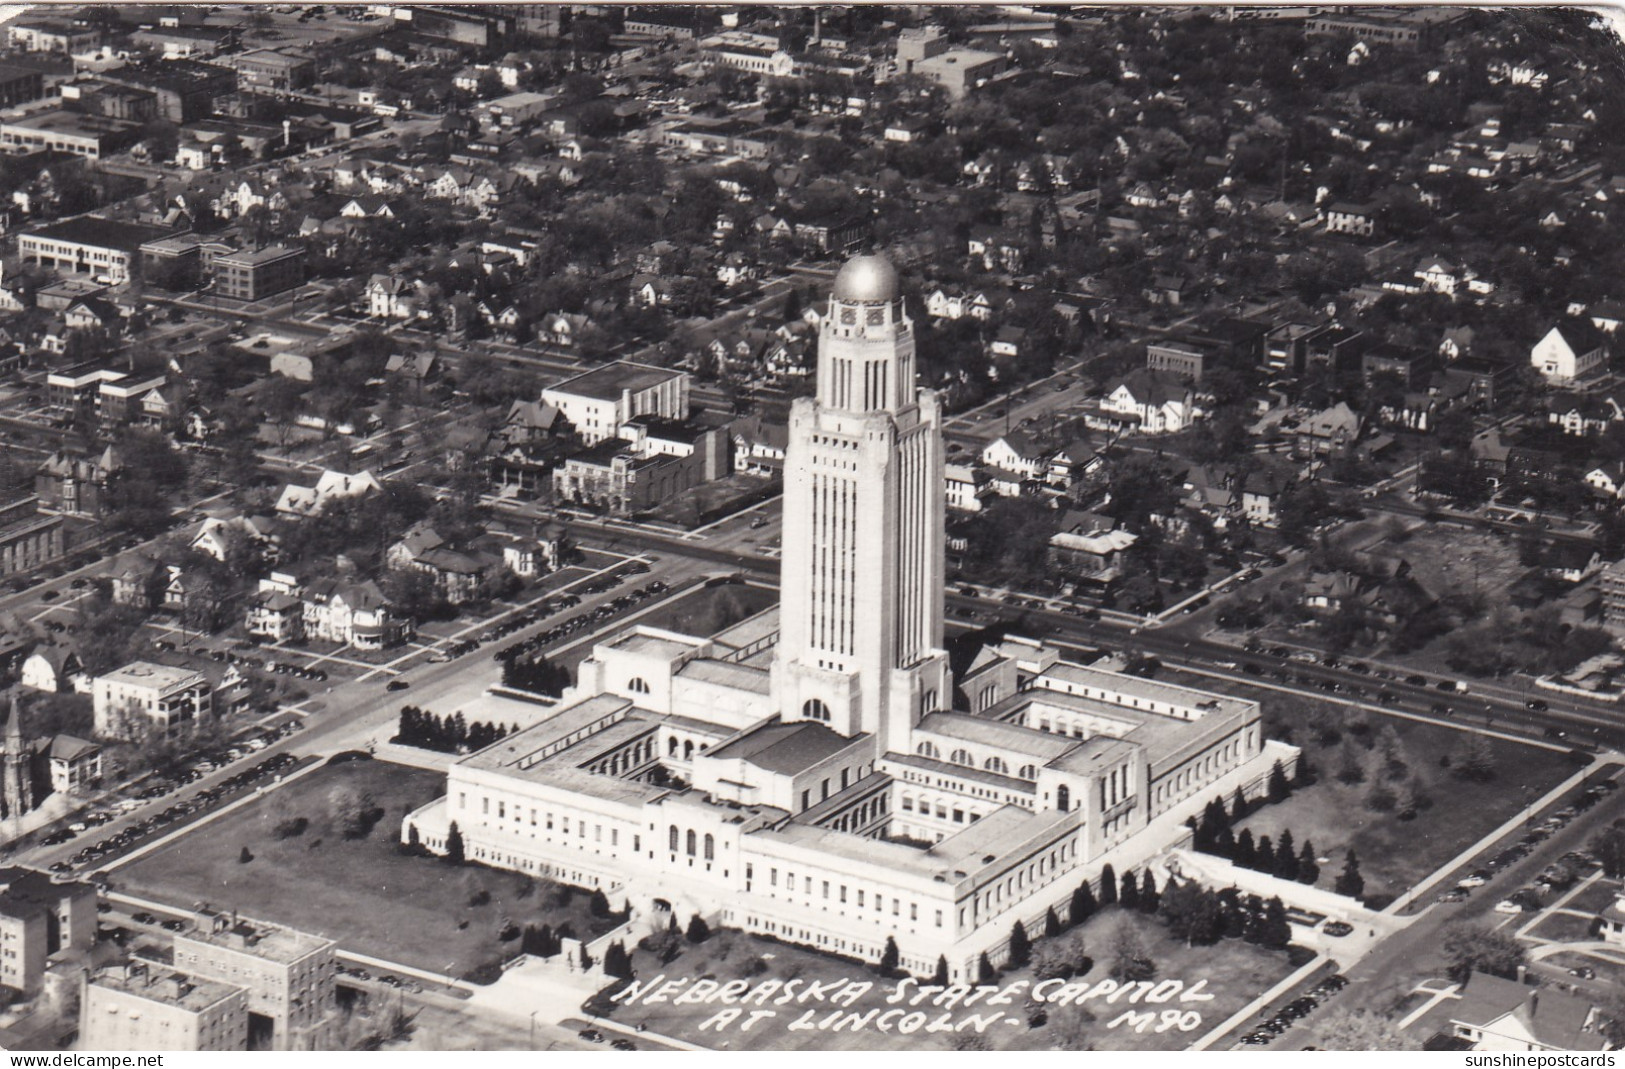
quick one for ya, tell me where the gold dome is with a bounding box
[831,254,899,303]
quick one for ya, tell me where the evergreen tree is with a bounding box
[445,821,465,865]
[1045,906,1062,937]
[603,941,632,979]
[977,952,996,983]
[1138,870,1160,914]
[1234,828,1256,870]
[932,955,950,986]
[1071,881,1098,926]
[1262,897,1292,948]
[1008,921,1032,968]
[1231,786,1248,823]
[579,943,593,970]
[1221,896,1248,941]
[1119,869,1140,911]
[879,936,900,975]
[1255,835,1275,874]
[589,889,611,917]
[1334,850,1365,899]
[238,845,253,864]
[1276,829,1299,881]
[1298,840,1320,885]
[1268,760,1291,803]
[685,914,711,944]
[1099,864,1118,906]
[1214,825,1236,859]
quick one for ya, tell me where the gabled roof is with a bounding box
[1447,972,1608,1052]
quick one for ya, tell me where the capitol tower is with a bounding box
[772,254,950,755]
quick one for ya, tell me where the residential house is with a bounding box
[1297,402,1363,456]
[945,464,989,513]
[302,578,405,650]
[1047,517,1136,582]
[275,470,381,517]
[1543,542,1604,584]
[109,553,167,610]
[1585,461,1625,499]
[1444,972,1611,1052]
[367,274,418,320]
[1091,370,1197,435]
[1324,201,1378,236]
[1240,466,1295,528]
[1549,395,1623,437]
[48,735,100,794]
[20,646,86,693]
[730,416,788,477]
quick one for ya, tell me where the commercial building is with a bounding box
[1146,339,1210,381]
[0,497,63,578]
[0,109,140,160]
[542,362,690,445]
[82,964,246,1051]
[172,909,337,1051]
[895,26,1006,99]
[18,218,176,285]
[405,255,1292,980]
[7,20,103,54]
[213,245,306,302]
[233,50,316,93]
[0,63,45,108]
[92,662,213,740]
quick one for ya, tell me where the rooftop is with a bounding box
[23,216,175,253]
[707,719,861,775]
[544,361,685,402]
[98,661,207,692]
[178,912,334,964]
[89,967,242,1013]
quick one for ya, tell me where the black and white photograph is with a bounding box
[0,0,1618,1056]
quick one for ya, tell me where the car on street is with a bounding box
[579,1029,605,1043]
[131,911,157,925]
[1493,900,1525,914]
[386,679,411,691]
[1526,699,1549,711]
[1457,875,1487,888]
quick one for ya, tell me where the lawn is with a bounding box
[1525,910,1601,945]
[115,759,623,976]
[632,583,776,638]
[603,907,1294,1052]
[1228,714,1578,904]
[1560,881,1619,916]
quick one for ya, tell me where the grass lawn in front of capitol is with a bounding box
[114,757,625,976]
[598,908,1294,1051]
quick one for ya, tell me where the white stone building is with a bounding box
[404,255,1291,981]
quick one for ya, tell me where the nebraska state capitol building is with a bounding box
[405,254,1296,978]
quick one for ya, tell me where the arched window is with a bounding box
[683,740,694,760]
[802,698,831,722]
[704,833,714,861]
[983,756,1008,774]
[668,825,678,852]
[1057,785,1070,812]
[686,829,697,857]
[916,741,939,759]
[950,749,974,767]
[627,677,650,694]
[1018,764,1037,781]
[668,737,679,756]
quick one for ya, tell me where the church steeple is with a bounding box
[3,689,32,820]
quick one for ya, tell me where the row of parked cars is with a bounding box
[1240,974,1350,1045]
[1453,780,1618,910]
[494,576,669,665]
[48,753,299,875]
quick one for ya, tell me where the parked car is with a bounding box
[1322,921,1353,937]
[1493,900,1524,914]
[386,679,411,691]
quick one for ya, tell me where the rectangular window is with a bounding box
[839,885,847,904]
[857,890,864,907]
[840,769,849,789]
[771,868,778,887]
[482,798,489,815]
[910,904,918,921]
[822,881,830,899]
[902,796,913,811]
